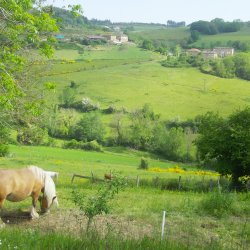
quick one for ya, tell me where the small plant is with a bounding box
[71,174,127,231]
[80,140,103,152]
[198,191,236,217]
[139,157,149,170]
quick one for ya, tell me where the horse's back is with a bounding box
[0,168,40,201]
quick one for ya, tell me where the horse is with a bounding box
[0,166,58,227]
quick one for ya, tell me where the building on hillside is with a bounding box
[104,34,117,42]
[186,48,201,56]
[117,34,128,43]
[202,50,218,59]
[86,35,106,41]
[213,47,234,57]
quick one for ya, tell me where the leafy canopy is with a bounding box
[195,108,250,184]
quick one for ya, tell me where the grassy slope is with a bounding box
[192,26,250,47]
[42,46,250,120]
[128,27,189,44]
[1,145,249,249]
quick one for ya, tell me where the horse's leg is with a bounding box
[0,199,5,228]
[30,191,40,219]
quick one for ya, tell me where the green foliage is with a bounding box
[63,139,103,152]
[198,191,237,217]
[71,175,127,231]
[81,140,103,152]
[0,125,10,156]
[17,126,47,145]
[195,108,250,186]
[139,157,149,170]
[151,125,185,161]
[0,0,58,112]
[141,39,154,50]
[70,112,105,142]
[190,19,243,35]
[59,85,77,108]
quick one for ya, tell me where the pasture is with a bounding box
[40,45,250,120]
[0,145,249,249]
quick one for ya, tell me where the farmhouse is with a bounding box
[213,47,234,57]
[104,34,117,42]
[202,50,218,59]
[86,35,106,41]
[117,34,129,43]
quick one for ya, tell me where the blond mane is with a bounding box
[28,166,58,208]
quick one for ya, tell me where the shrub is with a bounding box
[0,143,9,156]
[72,97,100,112]
[139,157,149,170]
[198,191,236,217]
[0,125,10,156]
[69,112,105,142]
[80,140,103,152]
[17,126,47,145]
[63,139,80,149]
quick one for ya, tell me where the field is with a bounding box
[0,145,249,249]
[126,25,250,48]
[39,45,250,121]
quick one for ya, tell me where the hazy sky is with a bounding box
[46,0,250,24]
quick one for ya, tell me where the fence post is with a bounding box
[91,171,94,182]
[136,175,140,188]
[217,176,221,193]
[161,211,166,240]
[178,176,182,190]
[209,179,213,192]
[71,174,75,184]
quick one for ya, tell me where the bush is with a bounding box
[0,125,10,156]
[139,157,149,170]
[63,139,80,149]
[17,126,47,145]
[80,140,103,152]
[69,112,105,142]
[63,139,103,152]
[0,143,9,156]
[72,97,100,112]
[198,191,236,217]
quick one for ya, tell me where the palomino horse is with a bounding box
[0,166,58,227]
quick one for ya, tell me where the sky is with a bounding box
[46,0,250,25]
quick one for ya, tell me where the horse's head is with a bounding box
[40,174,59,213]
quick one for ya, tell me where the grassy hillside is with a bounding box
[0,145,249,249]
[128,27,189,45]
[40,45,250,120]
[192,26,250,48]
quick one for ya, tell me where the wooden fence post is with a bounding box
[136,175,140,187]
[178,176,182,190]
[209,179,213,192]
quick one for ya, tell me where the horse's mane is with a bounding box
[28,166,58,207]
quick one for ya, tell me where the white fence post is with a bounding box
[161,210,166,240]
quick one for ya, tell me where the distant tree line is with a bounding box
[167,20,186,27]
[190,18,244,35]
[161,52,250,81]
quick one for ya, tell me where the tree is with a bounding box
[70,112,105,142]
[0,1,82,125]
[195,109,250,187]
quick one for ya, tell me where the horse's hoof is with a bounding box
[31,212,39,219]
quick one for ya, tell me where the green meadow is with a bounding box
[0,145,249,249]
[41,45,250,120]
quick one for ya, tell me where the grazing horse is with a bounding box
[0,166,58,227]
